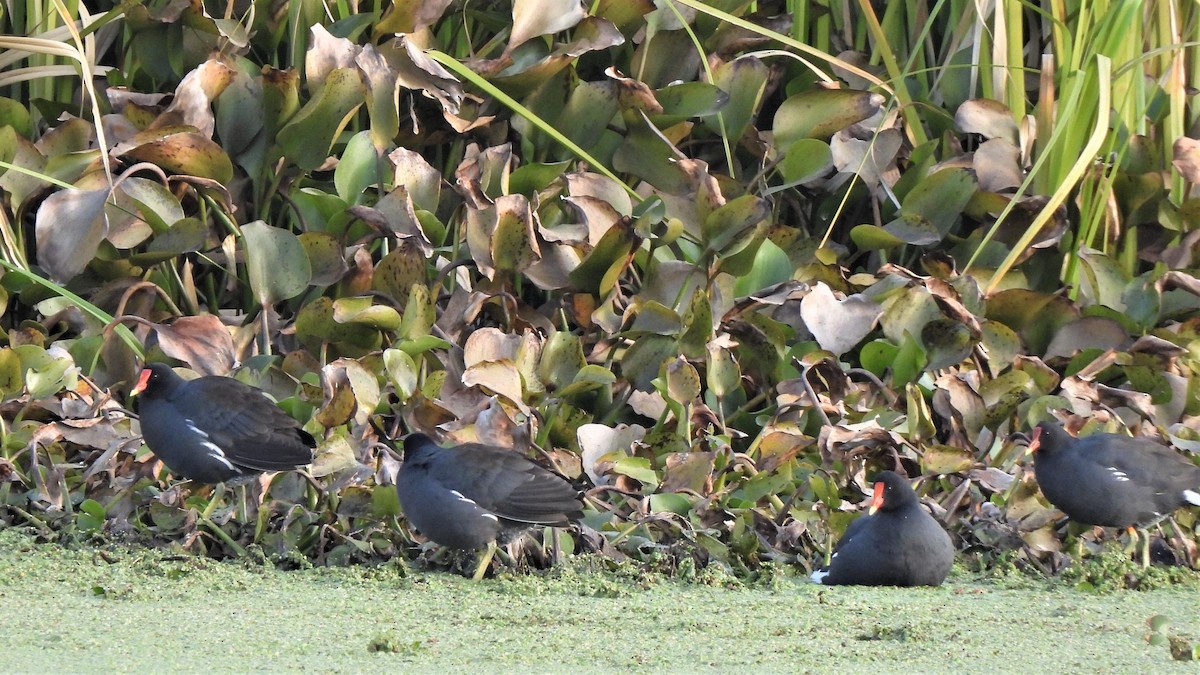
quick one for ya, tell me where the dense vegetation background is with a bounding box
[2,0,1200,578]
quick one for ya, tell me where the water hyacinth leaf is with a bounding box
[462,360,529,413]
[373,243,427,309]
[621,335,678,392]
[310,435,360,478]
[773,88,884,147]
[399,283,436,339]
[0,97,32,138]
[510,161,572,197]
[76,498,106,531]
[384,347,419,400]
[557,81,621,151]
[333,296,401,331]
[509,0,586,51]
[152,315,236,375]
[555,365,615,398]
[630,301,682,336]
[955,98,1019,143]
[892,333,926,386]
[714,226,768,277]
[299,232,348,286]
[537,331,586,391]
[121,129,235,183]
[1076,248,1131,310]
[973,139,1023,193]
[15,345,76,399]
[491,195,540,275]
[980,320,1021,376]
[277,67,366,170]
[568,218,637,294]
[262,66,301,138]
[985,289,1079,355]
[920,318,975,371]
[137,217,207,263]
[610,455,659,488]
[706,341,740,398]
[108,176,184,246]
[612,112,688,194]
[342,359,381,426]
[679,287,714,357]
[1043,316,1131,360]
[306,25,361,95]
[647,492,692,515]
[702,194,769,254]
[243,222,312,305]
[390,147,443,213]
[885,168,977,245]
[215,63,265,171]
[374,0,454,34]
[850,223,907,250]
[800,282,883,357]
[663,356,700,405]
[777,138,834,187]
[881,287,942,344]
[883,213,945,246]
[979,370,1033,426]
[649,82,728,127]
[357,45,400,152]
[704,56,768,142]
[35,187,110,283]
[315,369,358,427]
[0,347,22,398]
[334,130,381,204]
[921,444,975,475]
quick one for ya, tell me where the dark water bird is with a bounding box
[395,433,584,580]
[131,363,315,485]
[811,471,954,586]
[1028,421,1200,566]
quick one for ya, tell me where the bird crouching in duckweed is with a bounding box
[1027,420,1200,567]
[810,471,955,587]
[394,432,585,580]
[130,363,316,486]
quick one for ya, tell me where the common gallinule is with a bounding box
[810,471,954,586]
[1028,421,1200,565]
[131,363,316,485]
[395,433,584,580]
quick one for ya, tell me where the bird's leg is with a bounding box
[472,541,498,581]
[551,528,562,566]
[1124,526,1150,568]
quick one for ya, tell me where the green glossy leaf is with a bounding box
[610,455,659,487]
[242,221,312,304]
[777,139,834,187]
[334,131,382,203]
[123,129,234,183]
[704,56,768,142]
[277,67,366,170]
[648,492,692,515]
[773,88,883,147]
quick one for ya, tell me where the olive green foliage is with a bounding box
[2,0,1200,577]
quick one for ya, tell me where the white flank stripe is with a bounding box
[810,569,828,584]
[184,420,210,439]
[450,490,499,521]
[1106,467,1130,482]
[1184,489,1200,507]
[202,442,236,470]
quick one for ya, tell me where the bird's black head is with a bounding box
[401,432,439,458]
[1029,421,1070,456]
[130,363,181,399]
[869,470,919,514]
